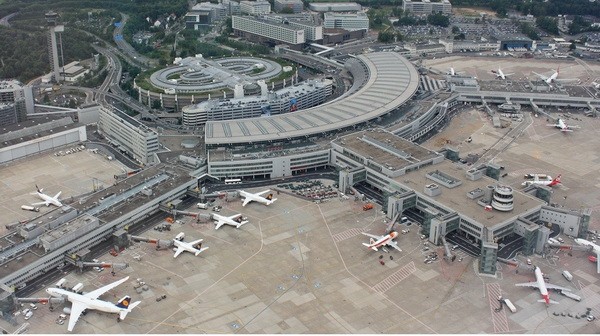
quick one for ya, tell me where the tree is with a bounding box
[280,7,294,14]
[454,33,466,40]
[452,26,460,34]
[427,13,449,27]
[569,42,577,51]
[536,16,559,35]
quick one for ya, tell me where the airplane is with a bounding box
[515,266,570,305]
[447,67,462,76]
[212,213,248,230]
[521,175,561,187]
[361,231,402,252]
[42,276,141,332]
[524,173,552,181]
[31,185,62,207]
[546,118,580,132]
[532,66,579,84]
[172,232,209,258]
[574,238,600,273]
[491,68,513,80]
[238,190,277,207]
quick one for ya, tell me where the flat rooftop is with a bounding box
[335,129,441,172]
[394,160,545,227]
[205,52,419,145]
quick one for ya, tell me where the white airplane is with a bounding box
[574,238,600,273]
[524,173,552,181]
[491,68,513,79]
[44,276,141,332]
[515,266,570,305]
[31,184,62,207]
[172,232,209,258]
[533,67,579,84]
[447,67,463,76]
[239,190,277,207]
[521,175,561,187]
[547,118,580,132]
[361,231,402,252]
[212,213,248,230]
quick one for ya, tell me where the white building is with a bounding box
[98,107,158,165]
[402,0,452,15]
[232,15,306,48]
[186,2,228,28]
[323,12,369,31]
[264,14,323,41]
[222,0,241,15]
[308,2,362,12]
[240,0,271,15]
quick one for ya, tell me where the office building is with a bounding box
[323,12,369,31]
[274,0,304,13]
[240,0,271,15]
[402,0,452,15]
[264,14,323,41]
[98,107,159,165]
[186,2,228,28]
[0,80,34,125]
[232,15,306,49]
[308,2,362,12]
[222,0,241,15]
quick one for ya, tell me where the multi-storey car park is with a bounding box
[148,56,283,94]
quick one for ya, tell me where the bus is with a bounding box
[224,178,242,185]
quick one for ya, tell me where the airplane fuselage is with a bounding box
[46,288,125,315]
[533,267,551,305]
[36,192,62,207]
[575,238,600,253]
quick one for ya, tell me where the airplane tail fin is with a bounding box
[266,193,273,200]
[195,247,209,256]
[550,175,561,186]
[119,301,141,320]
[115,296,132,309]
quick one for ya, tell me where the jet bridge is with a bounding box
[440,235,455,261]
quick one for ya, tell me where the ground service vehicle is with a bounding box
[363,203,374,211]
[562,270,573,281]
[197,203,208,209]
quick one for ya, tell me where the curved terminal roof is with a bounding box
[205,52,419,145]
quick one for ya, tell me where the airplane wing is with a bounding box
[515,281,539,288]
[83,276,130,300]
[596,251,600,274]
[545,282,571,292]
[546,123,559,127]
[189,238,203,246]
[361,232,381,240]
[242,198,252,207]
[256,190,271,196]
[53,191,62,199]
[505,73,515,76]
[66,301,87,332]
[173,245,185,258]
[531,71,545,79]
[31,201,48,206]
[215,220,225,230]
[387,241,402,252]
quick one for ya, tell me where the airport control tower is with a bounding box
[46,11,65,83]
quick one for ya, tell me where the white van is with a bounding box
[562,270,573,281]
[197,203,208,210]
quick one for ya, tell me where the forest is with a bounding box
[0,0,188,82]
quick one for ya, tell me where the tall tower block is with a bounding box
[46,11,65,83]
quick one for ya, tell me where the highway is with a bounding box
[113,13,157,68]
